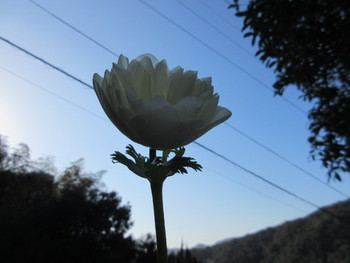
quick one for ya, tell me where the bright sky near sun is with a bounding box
[0,0,349,248]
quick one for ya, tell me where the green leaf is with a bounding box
[162,149,171,162]
[162,156,202,175]
[172,147,185,158]
[111,145,202,182]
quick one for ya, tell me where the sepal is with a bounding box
[111,145,202,182]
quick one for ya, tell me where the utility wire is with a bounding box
[0,37,346,224]
[0,66,104,122]
[24,0,341,197]
[3,34,334,200]
[138,0,307,115]
[0,64,306,215]
[27,0,306,115]
[0,36,93,90]
[27,0,119,58]
[194,142,349,225]
[224,123,349,198]
[194,142,321,208]
[204,166,308,214]
[176,0,253,56]
[137,1,350,202]
[195,0,242,32]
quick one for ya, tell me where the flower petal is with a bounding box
[173,97,203,120]
[127,60,153,100]
[136,53,159,67]
[117,54,129,69]
[197,94,219,123]
[154,59,169,98]
[93,53,232,150]
[198,106,232,135]
[169,70,198,103]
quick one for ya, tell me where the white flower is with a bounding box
[93,54,231,150]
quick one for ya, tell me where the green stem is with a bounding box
[150,148,156,163]
[150,180,168,263]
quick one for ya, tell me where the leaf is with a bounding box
[236,11,248,17]
[112,145,202,181]
[163,156,202,175]
[111,150,146,178]
[162,149,171,162]
[244,32,253,38]
[172,147,185,158]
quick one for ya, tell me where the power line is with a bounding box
[23,0,340,196]
[0,64,308,215]
[194,142,321,208]
[0,36,93,90]
[27,0,119,58]
[193,142,349,225]
[204,166,308,214]
[195,0,242,32]
[224,123,349,198]
[0,66,105,122]
[170,1,347,198]
[176,0,253,56]
[138,0,307,115]
[28,0,306,115]
[0,37,346,224]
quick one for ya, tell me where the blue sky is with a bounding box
[1,0,349,248]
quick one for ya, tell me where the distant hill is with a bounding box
[192,199,350,263]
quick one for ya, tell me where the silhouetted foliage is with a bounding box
[229,0,350,180]
[134,234,158,263]
[169,243,201,263]
[0,137,135,262]
[192,200,350,263]
[0,136,204,263]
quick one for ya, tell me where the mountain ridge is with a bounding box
[192,199,350,263]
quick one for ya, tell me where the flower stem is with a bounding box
[150,179,168,263]
[150,148,156,163]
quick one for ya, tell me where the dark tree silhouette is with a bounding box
[0,137,135,262]
[230,0,350,180]
[192,200,350,263]
[0,136,202,263]
[168,243,201,263]
[135,234,158,263]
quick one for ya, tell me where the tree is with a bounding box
[134,234,158,263]
[191,200,350,263]
[168,242,201,263]
[0,137,135,262]
[230,0,350,180]
[0,136,204,262]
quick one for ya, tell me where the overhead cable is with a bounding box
[0,36,93,90]
[194,141,349,225]
[224,123,349,198]
[0,64,307,214]
[24,1,347,198]
[176,0,253,56]
[138,0,307,115]
[27,0,119,58]
[0,36,346,224]
[195,0,242,32]
[27,0,306,115]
